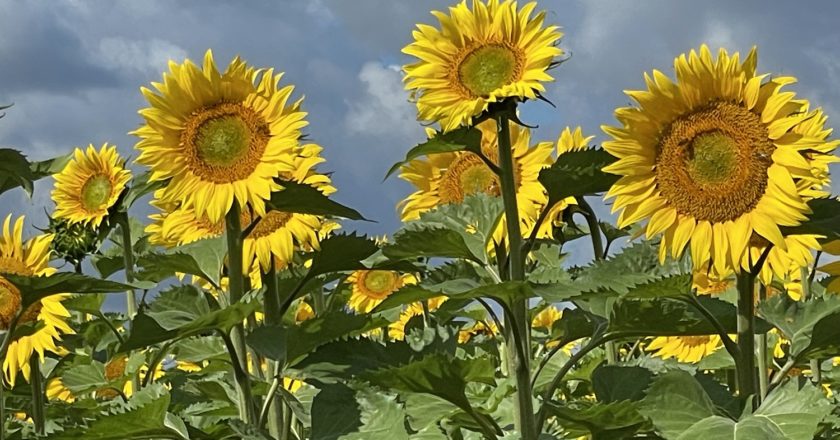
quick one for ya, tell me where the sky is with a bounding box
[2,0,840,263]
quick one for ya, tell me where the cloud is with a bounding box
[95,37,188,76]
[344,62,421,140]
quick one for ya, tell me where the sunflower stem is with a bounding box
[29,357,45,436]
[736,271,758,407]
[116,214,141,395]
[801,266,822,384]
[225,204,256,424]
[757,284,768,401]
[495,110,537,440]
[263,261,285,437]
[0,375,5,440]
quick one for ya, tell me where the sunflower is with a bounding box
[96,355,164,399]
[51,143,131,227]
[0,216,73,386]
[243,143,336,272]
[535,126,595,237]
[399,119,552,236]
[295,301,315,323]
[603,45,836,276]
[46,377,75,402]
[531,305,561,329]
[647,269,734,363]
[388,298,447,340]
[403,0,563,131]
[347,270,417,313]
[134,49,307,223]
[458,320,498,343]
[647,335,723,363]
[146,195,224,248]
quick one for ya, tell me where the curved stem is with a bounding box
[530,336,580,389]
[575,197,605,261]
[262,262,285,437]
[757,285,769,400]
[679,295,740,360]
[496,110,536,439]
[117,214,138,318]
[536,332,609,431]
[220,332,257,424]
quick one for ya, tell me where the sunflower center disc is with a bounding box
[459,45,520,97]
[687,132,739,185]
[249,211,293,239]
[183,102,270,183]
[105,356,128,381]
[361,270,398,299]
[680,336,714,348]
[196,116,251,167]
[655,101,774,223]
[0,277,21,330]
[440,155,500,204]
[81,174,113,212]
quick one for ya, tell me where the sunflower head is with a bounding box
[403,0,563,131]
[52,143,131,228]
[134,50,308,223]
[0,216,73,386]
[347,270,416,314]
[458,320,498,344]
[603,45,836,275]
[48,217,100,267]
[647,335,722,363]
[531,305,562,329]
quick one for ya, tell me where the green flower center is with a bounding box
[362,270,399,299]
[687,132,739,185]
[459,164,497,197]
[196,116,251,167]
[458,45,520,97]
[81,175,113,212]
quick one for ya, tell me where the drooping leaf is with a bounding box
[759,294,840,358]
[0,148,37,196]
[117,170,166,211]
[268,179,367,221]
[538,148,619,204]
[639,371,718,438]
[305,233,379,279]
[137,236,226,287]
[310,384,364,440]
[385,126,482,179]
[3,272,144,309]
[383,227,481,263]
[147,285,213,331]
[592,365,652,403]
[782,197,840,241]
[544,400,650,439]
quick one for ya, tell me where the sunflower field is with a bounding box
[3,1,840,439]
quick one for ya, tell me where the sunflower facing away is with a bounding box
[399,119,552,237]
[347,270,417,313]
[403,0,563,131]
[134,49,306,223]
[52,143,131,228]
[0,216,73,386]
[603,45,837,276]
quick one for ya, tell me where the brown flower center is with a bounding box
[455,44,524,98]
[182,102,270,183]
[359,270,401,300]
[655,101,774,223]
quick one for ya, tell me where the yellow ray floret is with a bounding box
[602,45,836,276]
[52,143,132,227]
[347,270,417,314]
[0,216,73,386]
[134,49,307,223]
[403,0,563,131]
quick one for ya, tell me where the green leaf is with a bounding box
[3,272,143,309]
[592,365,652,403]
[370,285,442,313]
[782,197,840,241]
[119,170,166,211]
[254,311,388,362]
[62,293,106,314]
[137,236,226,287]
[544,400,650,438]
[305,233,379,279]
[120,292,260,351]
[147,285,213,330]
[311,384,363,440]
[0,148,37,196]
[50,386,186,440]
[538,148,619,204]
[30,153,72,179]
[268,179,367,221]
[639,371,718,438]
[621,274,692,299]
[609,296,770,336]
[364,354,495,416]
[383,227,481,263]
[385,127,482,179]
[338,388,410,440]
[759,294,840,358]
[642,371,830,440]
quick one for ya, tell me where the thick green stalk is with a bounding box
[576,199,615,364]
[757,285,768,401]
[263,262,285,437]
[0,376,5,440]
[736,272,757,406]
[496,112,537,440]
[29,357,45,436]
[225,204,255,424]
[117,215,138,318]
[801,266,822,383]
